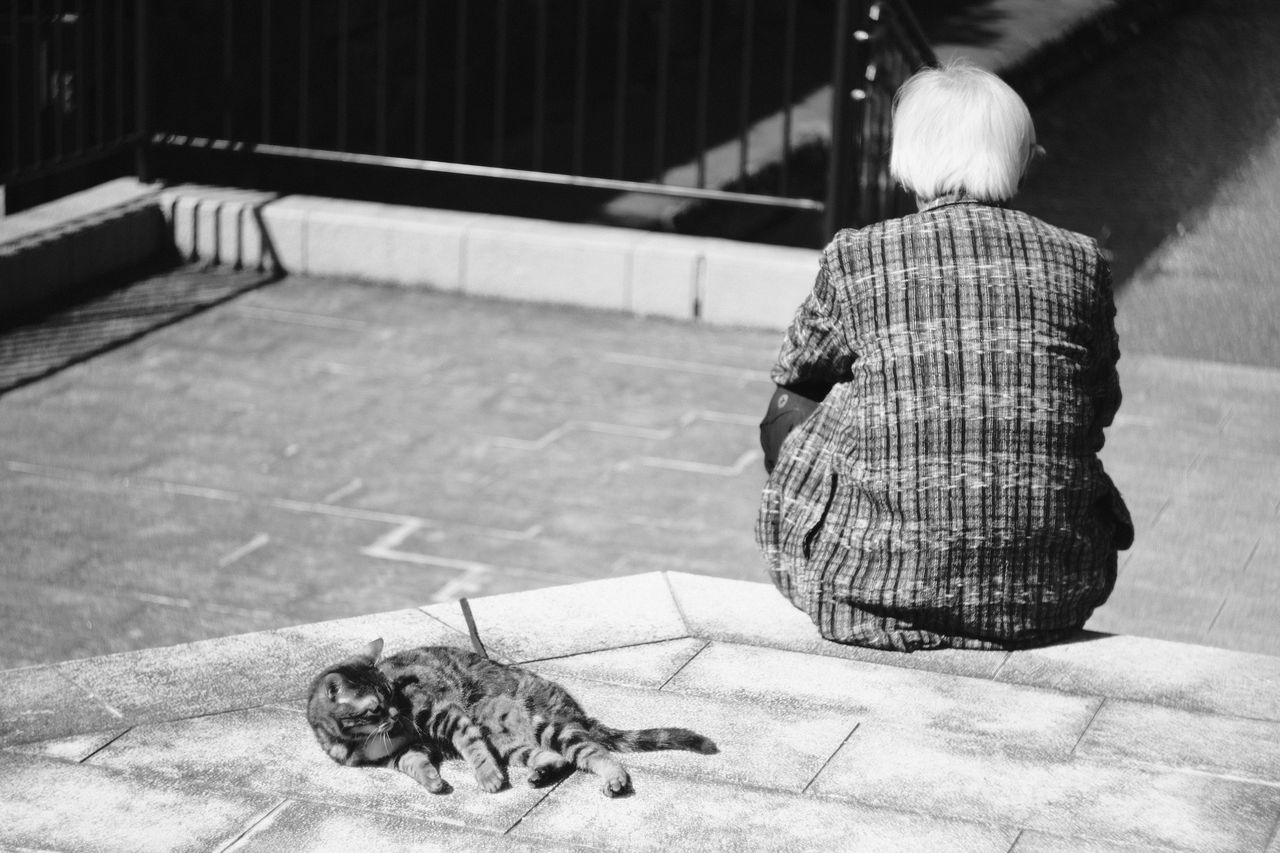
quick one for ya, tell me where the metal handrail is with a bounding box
[150,134,826,212]
[6,0,937,236]
[829,0,937,230]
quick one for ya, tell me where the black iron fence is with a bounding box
[2,0,146,189]
[3,0,935,235]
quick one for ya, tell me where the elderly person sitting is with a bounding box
[756,62,1133,652]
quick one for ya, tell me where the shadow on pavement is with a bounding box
[0,264,279,396]
[1017,0,1280,286]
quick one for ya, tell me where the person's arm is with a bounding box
[770,260,856,398]
[759,256,856,473]
[1087,252,1134,549]
[1087,255,1122,448]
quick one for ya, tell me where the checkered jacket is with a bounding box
[757,197,1133,652]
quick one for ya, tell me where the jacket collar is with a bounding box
[919,192,1003,212]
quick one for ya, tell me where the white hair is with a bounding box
[888,61,1036,204]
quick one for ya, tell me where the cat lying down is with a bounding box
[307,639,718,797]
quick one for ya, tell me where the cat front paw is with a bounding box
[601,769,632,798]
[423,775,451,795]
[475,766,508,794]
[527,763,572,788]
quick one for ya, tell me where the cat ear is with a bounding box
[359,638,384,665]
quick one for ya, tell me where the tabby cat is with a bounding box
[306,639,717,797]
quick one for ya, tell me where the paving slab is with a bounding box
[664,641,1099,761]
[1075,699,1280,784]
[553,675,855,795]
[47,609,460,732]
[1,664,125,747]
[2,572,1278,851]
[514,769,1019,853]
[810,723,1280,853]
[1011,830,1182,853]
[997,634,1280,721]
[421,574,691,663]
[665,571,1010,679]
[0,751,282,853]
[526,637,710,690]
[225,800,585,853]
[87,705,548,834]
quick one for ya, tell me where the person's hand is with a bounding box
[759,386,819,474]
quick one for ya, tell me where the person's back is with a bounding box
[757,63,1132,652]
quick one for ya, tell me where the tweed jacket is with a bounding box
[756,196,1133,652]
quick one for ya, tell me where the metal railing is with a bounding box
[3,0,936,235]
[1,0,147,190]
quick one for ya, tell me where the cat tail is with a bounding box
[587,721,718,755]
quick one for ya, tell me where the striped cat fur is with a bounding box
[307,639,718,797]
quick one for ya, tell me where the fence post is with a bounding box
[823,0,868,237]
[134,0,151,182]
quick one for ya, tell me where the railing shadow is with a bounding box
[1015,0,1280,286]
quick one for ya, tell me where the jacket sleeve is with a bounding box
[770,254,856,399]
[1088,253,1122,443]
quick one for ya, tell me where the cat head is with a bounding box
[306,639,398,739]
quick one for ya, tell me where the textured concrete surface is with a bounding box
[2,0,1278,844]
[2,573,1279,853]
[2,271,1278,669]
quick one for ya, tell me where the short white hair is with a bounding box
[889,61,1036,203]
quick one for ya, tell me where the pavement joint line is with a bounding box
[686,409,760,426]
[633,449,762,476]
[428,566,494,603]
[216,533,271,568]
[490,420,675,451]
[233,304,371,331]
[320,477,364,503]
[601,351,768,382]
[621,512,721,531]
[1068,697,1108,758]
[1266,809,1280,853]
[660,572,695,638]
[53,669,125,720]
[656,639,712,692]
[1205,598,1231,637]
[799,722,862,796]
[268,496,540,540]
[501,781,569,841]
[7,460,549,563]
[128,590,278,620]
[1106,762,1280,792]
[76,729,133,764]
[1240,537,1263,573]
[215,797,292,853]
[489,410,759,454]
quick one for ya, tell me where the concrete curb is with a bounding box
[3,180,819,330]
[0,0,1192,329]
[165,186,822,330]
[6,572,1280,851]
[0,179,167,318]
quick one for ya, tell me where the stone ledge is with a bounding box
[0,177,167,318]
[3,178,819,330]
[2,572,1278,852]
[238,190,818,329]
